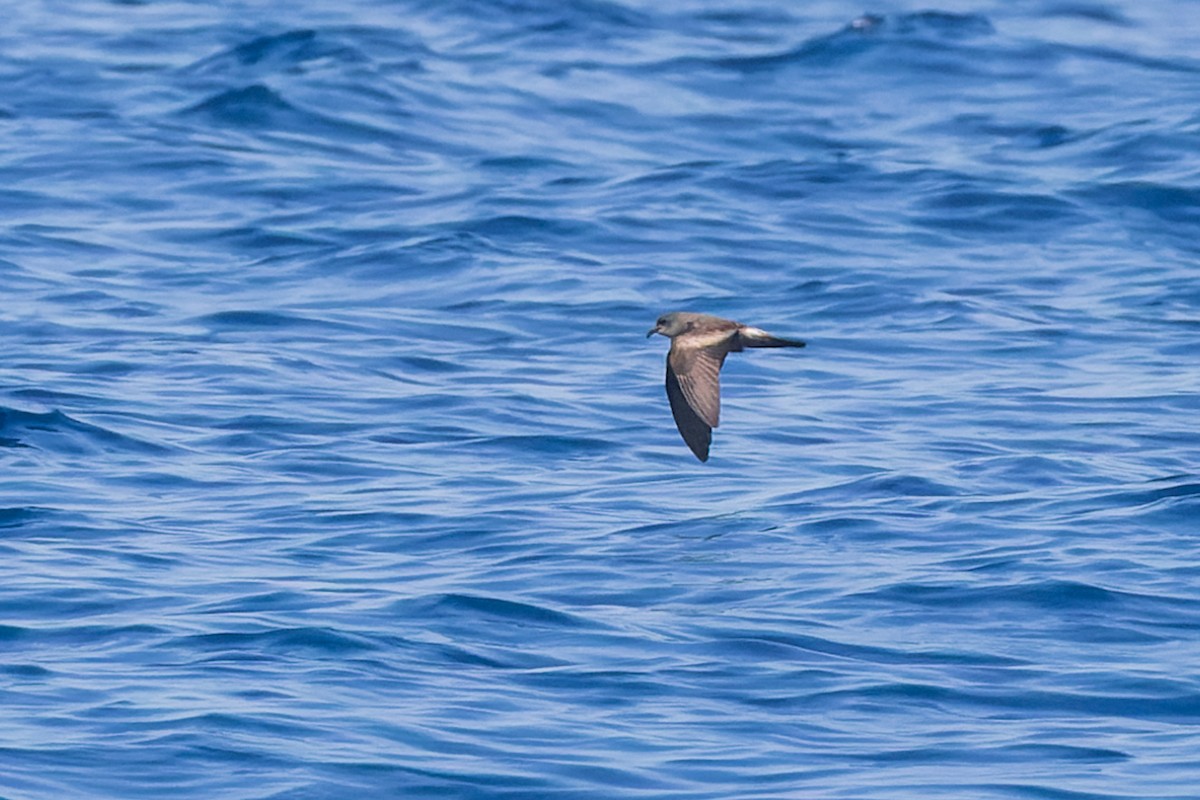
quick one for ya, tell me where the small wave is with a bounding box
[916,188,1084,235]
[1089,476,1200,524]
[172,627,380,657]
[472,434,619,456]
[391,355,470,374]
[0,623,27,642]
[174,81,426,155]
[849,472,960,498]
[0,507,49,527]
[1076,180,1200,225]
[454,214,595,241]
[180,30,370,77]
[1102,475,1200,502]
[189,309,359,333]
[691,11,995,72]
[859,741,1128,764]
[701,627,1022,667]
[178,84,301,128]
[855,579,1200,626]
[0,407,170,456]
[408,593,594,630]
[478,155,577,171]
[435,0,648,40]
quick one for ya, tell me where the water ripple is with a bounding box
[2,2,1200,798]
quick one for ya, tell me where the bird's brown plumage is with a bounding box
[648,312,805,461]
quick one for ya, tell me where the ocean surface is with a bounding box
[2,1,1199,798]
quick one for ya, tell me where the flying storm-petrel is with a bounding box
[647,312,806,462]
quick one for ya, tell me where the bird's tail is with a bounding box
[739,327,806,348]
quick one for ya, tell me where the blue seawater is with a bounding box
[2,1,1199,798]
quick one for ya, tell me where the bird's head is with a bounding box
[647,312,690,338]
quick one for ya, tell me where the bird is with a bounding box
[647,312,806,462]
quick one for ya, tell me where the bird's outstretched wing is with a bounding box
[665,339,732,461]
[665,358,713,461]
[668,344,726,428]
[651,313,805,462]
